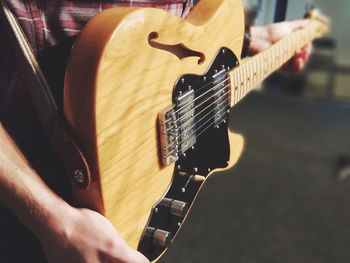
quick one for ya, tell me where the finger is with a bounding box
[288,19,309,31]
[296,44,312,67]
[282,43,311,72]
[303,43,312,62]
[280,60,296,72]
[295,57,304,72]
[123,248,150,263]
[280,55,301,73]
[100,247,150,263]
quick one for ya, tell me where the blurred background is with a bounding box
[160,0,350,262]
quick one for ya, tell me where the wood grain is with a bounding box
[64,0,245,251]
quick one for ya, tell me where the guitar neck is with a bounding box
[228,16,329,107]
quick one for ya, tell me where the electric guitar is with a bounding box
[63,0,329,261]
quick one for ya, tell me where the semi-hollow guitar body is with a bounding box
[63,0,329,261]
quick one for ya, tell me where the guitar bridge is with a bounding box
[158,89,196,166]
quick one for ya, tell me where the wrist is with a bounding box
[27,193,76,243]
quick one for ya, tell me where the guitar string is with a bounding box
[165,100,231,158]
[162,23,318,128]
[162,27,310,125]
[163,26,319,154]
[91,26,322,168]
[164,90,231,154]
[164,56,271,137]
[163,62,257,131]
[127,26,322,165]
[164,58,278,153]
[139,27,322,165]
[164,29,316,154]
[163,37,293,129]
[162,79,231,134]
[161,75,232,126]
[166,72,261,153]
[165,88,233,155]
[162,62,255,127]
[164,50,295,156]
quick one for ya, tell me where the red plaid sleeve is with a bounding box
[0,0,193,144]
[6,0,193,53]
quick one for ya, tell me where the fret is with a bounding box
[270,48,274,72]
[278,41,283,68]
[240,65,245,101]
[231,70,238,105]
[246,62,251,96]
[238,66,244,101]
[270,47,275,72]
[261,54,266,79]
[228,13,329,108]
[233,69,238,105]
[233,68,239,104]
[264,52,269,78]
[257,55,262,85]
[265,50,270,77]
[244,64,248,99]
[241,65,246,101]
[285,37,290,60]
[237,67,242,103]
[290,34,295,63]
[271,47,275,72]
[266,52,270,75]
[247,58,253,92]
[280,38,285,63]
[287,36,292,58]
[254,58,258,86]
[252,58,257,87]
[229,71,234,105]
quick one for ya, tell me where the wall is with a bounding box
[252,0,350,99]
[313,0,350,99]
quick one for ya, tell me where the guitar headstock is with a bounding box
[305,9,331,36]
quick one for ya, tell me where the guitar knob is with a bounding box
[145,227,172,247]
[170,199,189,217]
[159,198,189,217]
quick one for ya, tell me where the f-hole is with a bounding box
[148,32,205,65]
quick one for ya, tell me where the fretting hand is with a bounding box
[250,20,312,72]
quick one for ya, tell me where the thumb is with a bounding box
[103,247,150,263]
[124,248,150,263]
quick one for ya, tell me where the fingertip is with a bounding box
[290,19,309,31]
[305,43,312,59]
[137,251,150,263]
[296,57,304,72]
[125,247,150,263]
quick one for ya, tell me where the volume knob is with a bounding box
[145,227,172,247]
[159,198,189,217]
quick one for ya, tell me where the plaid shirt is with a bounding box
[0,0,193,154]
[0,0,193,127]
[0,1,192,262]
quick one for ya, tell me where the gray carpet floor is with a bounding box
[160,91,350,263]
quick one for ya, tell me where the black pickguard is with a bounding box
[138,47,238,261]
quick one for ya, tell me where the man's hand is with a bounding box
[0,124,149,263]
[250,20,312,72]
[39,206,149,263]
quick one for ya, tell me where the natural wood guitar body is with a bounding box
[63,0,243,260]
[63,0,331,259]
[63,0,330,259]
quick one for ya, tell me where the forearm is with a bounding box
[0,123,149,263]
[0,123,69,239]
